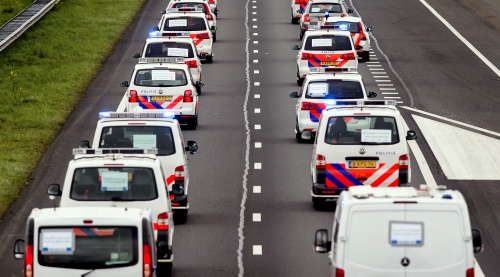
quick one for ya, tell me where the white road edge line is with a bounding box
[238,0,251,274]
[419,0,500,77]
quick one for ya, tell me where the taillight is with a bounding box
[25,244,33,277]
[294,0,307,3]
[185,60,197,68]
[207,14,213,21]
[208,0,214,3]
[335,268,345,277]
[129,90,138,102]
[196,32,210,39]
[301,52,314,60]
[183,90,193,103]
[157,212,169,230]
[339,53,356,60]
[316,155,326,170]
[301,101,319,110]
[175,166,185,181]
[466,268,474,277]
[304,14,309,23]
[399,154,409,169]
[359,23,367,40]
[143,244,152,277]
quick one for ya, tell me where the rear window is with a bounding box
[325,21,360,33]
[134,69,187,87]
[99,126,176,156]
[38,226,138,269]
[309,3,342,13]
[145,42,195,58]
[324,116,399,145]
[171,3,207,13]
[163,17,207,31]
[304,35,352,51]
[70,167,158,201]
[306,80,364,99]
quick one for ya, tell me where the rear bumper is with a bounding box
[311,182,344,199]
[172,195,188,209]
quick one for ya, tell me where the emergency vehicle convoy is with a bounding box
[322,16,373,61]
[298,0,352,40]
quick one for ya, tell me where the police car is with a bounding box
[120,58,200,129]
[291,0,309,24]
[79,111,198,223]
[289,68,377,143]
[14,207,158,277]
[46,149,176,275]
[292,27,359,86]
[166,1,218,41]
[322,16,373,61]
[133,34,203,91]
[309,100,417,209]
[156,8,216,62]
[298,0,353,40]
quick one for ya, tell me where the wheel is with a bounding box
[299,29,304,40]
[186,116,198,130]
[297,76,304,86]
[205,54,213,63]
[362,51,370,62]
[196,84,202,95]
[312,197,325,210]
[174,209,188,224]
[296,124,305,143]
[156,262,172,277]
[213,32,217,42]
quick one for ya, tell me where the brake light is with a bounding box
[183,90,193,103]
[185,60,197,68]
[157,212,169,230]
[335,268,345,277]
[25,244,33,277]
[196,32,210,39]
[143,244,152,277]
[294,0,307,3]
[466,268,474,277]
[208,0,214,3]
[316,155,326,170]
[129,90,138,102]
[301,52,314,60]
[175,166,185,181]
[207,14,213,21]
[339,53,356,60]
[301,102,319,110]
[304,14,309,23]
[399,154,409,169]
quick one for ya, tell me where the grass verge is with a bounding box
[0,0,36,27]
[0,0,146,220]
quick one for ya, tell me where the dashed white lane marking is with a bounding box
[377,84,394,86]
[254,94,260,98]
[371,71,387,74]
[254,108,260,113]
[366,61,380,64]
[254,163,262,169]
[252,12,257,14]
[252,213,261,222]
[253,245,262,255]
[369,68,384,70]
[254,70,259,74]
[379,88,396,90]
[253,186,261,193]
[253,32,258,36]
[253,59,258,63]
[382,92,399,95]
[253,25,257,28]
[253,41,258,44]
[255,142,262,148]
[254,81,260,86]
[384,96,401,99]
[373,75,389,78]
[375,79,391,82]
[367,64,382,67]
[254,124,261,129]
[253,49,258,53]
[252,6,257,8]
[252,18,257,21]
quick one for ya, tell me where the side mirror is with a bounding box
[472,229,483,253]
[406,130,417,140]
[120,81,129,88]
[79,140,91,148]
[132,52,141,59]
[215,9,220,15]
[196,81,204,88]
[356,45,363,50]
[13,239,25,260]
[185,140,198,154]
[347,9,353,13]
[366,27,373,32]
[160,10,166,14]
[210,26,217,31]
[314,229,331,253]
[292,45,301,50]
[367,91,377,98]
[153,26,160,31]
[199,53,207,59]
[47,183,62,200]
[172,183,184,196]
[289,92,299,98]
[302,131,312,140]
[296,9,302,14]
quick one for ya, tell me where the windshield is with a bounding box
[99,126,176,156]
[324,116,399,145]
[145,42,195,58]
[304,35,352,51]
[309,3,342,13]
[38,227,138,269]
[163,17,207,31]
[70,167,158,201]
[134,69,187,87]
[306,80,364,99]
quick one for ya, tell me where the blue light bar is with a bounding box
[99,112,176,119]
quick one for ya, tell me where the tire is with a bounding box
[186,116,198,130]
[174,209,188,224]
[196,84,202,95]
[205,54,213,63]
[296,124,304,143]
[297,76,304,86]
[213,32,217,42]
[362,51,370,62]
[312,197,325,210]
[299,29,304,40]
[156,262,172,277]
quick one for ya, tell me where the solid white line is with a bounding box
[116,94,127,112]
[400,106,500,137]
[419,0,500,77]
[255,142,262,148]
[254,163,262,169]
[253,186,261,193]
[238,0,251,273]
[252,213,261,222]
[253,245,262,255]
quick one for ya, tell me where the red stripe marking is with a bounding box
[138,96,148,102]
[194,39,203,46]
[311,54,342,61]
[166,175,175,186]
[370,164,399,187]
[388,177,399,187]
[335,59,349,68]
[165,96,183,109]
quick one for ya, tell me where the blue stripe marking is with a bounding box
[331,164,364,186]
[326,167,347,188]
[80,228,97,236]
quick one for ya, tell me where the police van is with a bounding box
[79,112,199,223]
[47,148,175,275]
[13,207,158,277]
[314,186,484,277]
[309,100,417,209]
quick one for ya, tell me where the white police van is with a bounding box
[13,207,158,277]
[314,186,484,277]
[310,100,417,209]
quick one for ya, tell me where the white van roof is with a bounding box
[343,185,465,203]
[30,207,151,224]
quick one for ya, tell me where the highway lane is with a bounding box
[1,0,499,276]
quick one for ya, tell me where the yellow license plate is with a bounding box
[320,16,324,20]
[320,61,338,66]
[350,161,376,168]
[151,96,172,101]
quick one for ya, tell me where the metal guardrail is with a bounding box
[0,0,60,52]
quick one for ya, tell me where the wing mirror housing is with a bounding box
[368,91,377,98]
[366,27,373,32]
[79,140,91,148]
[289,92,299,98]
[13,239,25,260]
[185,140,198,154]
[160,10,166,14]
[472,228,484,253]
[406,130,417,140]
[210,26,217,31]
[292,45,301,50]
[120,81,129,87]
[195,81,204,88]
[132,52,141,59]
[215,9,220,15]
[302,130,312,140]
[314,229,331,253]
[153,26,160,31]
[47,183,62,200]
[347,9,353,14]
[356,45,363,50]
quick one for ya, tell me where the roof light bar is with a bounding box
[138,57,184,64]
[73,148,158,155]
[326,100,397,107]
[99,111,176,119]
